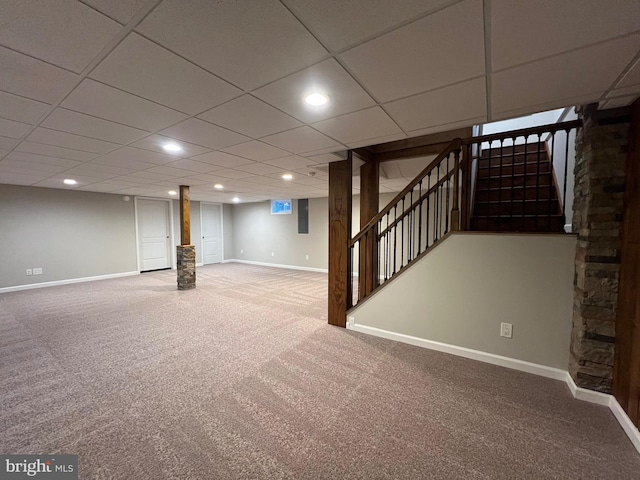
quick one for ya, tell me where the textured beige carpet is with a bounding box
[1,263,639,479]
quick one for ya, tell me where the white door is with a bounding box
[137,199,171,271]
[201,203,222,265]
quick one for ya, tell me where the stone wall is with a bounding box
[570,104,630,392]
[177,245,196,290]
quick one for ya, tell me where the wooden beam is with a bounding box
[328,155,352,327]
[374,142,450,162]
[179,185,190,246]
[359,158,379,296]
[613,98,640,427]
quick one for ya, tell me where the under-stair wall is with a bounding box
[347,233,576,369]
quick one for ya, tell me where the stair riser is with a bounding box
[478,163,550,178]
[475,187,557,202]
[478,151,547,167]
[476,173,553,189]
[471,216,565,232]
[474,202,559,216]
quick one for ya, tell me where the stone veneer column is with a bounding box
[569,104,630,392]
[177,245,196,290]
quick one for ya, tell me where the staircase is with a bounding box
[345,120,581,315]
[471,143,565,232]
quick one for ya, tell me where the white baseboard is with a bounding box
[610,396,640,453]
[347,323,568,381]
[224,259,328,274]
[348,322,640,456]
[196,263,204,267]
[0,271,140,294]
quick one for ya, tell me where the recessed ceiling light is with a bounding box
[168,190,177,195]
[162,142,182,153]
[63,178,77,185]
[214,184,224,189]
[232,197,240,203]
[304,92,329,106]
[282,173,293,180]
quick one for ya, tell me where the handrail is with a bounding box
[462,119,582,145]
[348,118,582,309]
[351,141,458,245]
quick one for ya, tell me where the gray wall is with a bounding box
[229,193,398,270]
[223,203,234,260]
[350,233,576,369]
[0,184,138,288]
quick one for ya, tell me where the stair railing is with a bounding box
[347,119,582,309]
[349,140,463,307]
[461,119,582,232]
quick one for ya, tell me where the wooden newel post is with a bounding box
[328,154,352,327]
[177,185,196,290]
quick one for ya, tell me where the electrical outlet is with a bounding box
[26,269,32,276]
[305,254,309,260]
[271,252,275,257]
[33,267,43,275]
[240,249,243,254]
[347,316,355,327]
[500,322,513,338]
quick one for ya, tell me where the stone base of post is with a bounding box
[177,245,196,290]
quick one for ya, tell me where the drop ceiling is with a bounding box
[0,0,638,202]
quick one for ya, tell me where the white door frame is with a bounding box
[200,202,224,264]
[134,196,176,272]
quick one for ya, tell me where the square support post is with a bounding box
[359,157,379,297]
[328,155,352,327]
[177,185,195,290]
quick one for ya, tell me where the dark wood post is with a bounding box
[328,154,352,327]
[179,185,190,246]
[359,157,379,296]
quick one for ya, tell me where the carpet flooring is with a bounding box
[1,263,639,479]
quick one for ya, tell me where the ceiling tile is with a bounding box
[82,0,148,24]
[618,59,640,89]
[264,156,317,170]
[75,182,128,192]
[0,0,120,72]
[306,153,344,164]
[58,168,117,181]
[91,146,177,168]
[0,118,31,139]
[602,95,637,109]
[121,171,173,181]
[283,0,453,51]
[91,148,165,170]
[492,0,640,71]
[131,135,211,157]
[159,118,249,150]
[0,136,18,150]
[42,108,148,144]
[0,172,49,185]
[62,79,187,131]
[16,141,97,162]
[1,156,71,174]
[385,77,487,131]
[189,151,255,168]
[221,141,290,161]
[137,0,327,90]
[0,47,78,103]
[198,95,302,138]
[0,91,49,124]
[4,151,81,168]
[90,33,241,115]
[606,85,640,99]
[163,159,222,173]
[27,127,119,154]
[312,107,403,145]
[261,126,341,154]
[212,169,256,179]
[492,36,640,117]
[63,162,137,176]
[347,132,408,149]
[35,174,105,188]
[254,59,375,123]
[233,163,282,175]
[340,0,485,102]
[143,165,194,177]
